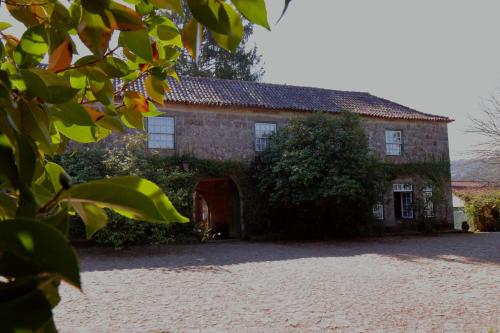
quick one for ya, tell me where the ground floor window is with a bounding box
[373,203,384,220]
[393,183,414,220]
[422,186,434,217]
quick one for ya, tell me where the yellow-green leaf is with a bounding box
[145,75,166,104]
[71,202,108,239]
[60,176,189,224]
[13,24,48,68]
[231,0,270,30]
[119,29,153,63]
[208,3,243,53]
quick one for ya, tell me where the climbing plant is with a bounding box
[0,0,289,331]
[382,160,452,231]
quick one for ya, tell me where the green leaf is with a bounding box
[15,133,37,187]
[187,0,230,34]
[0,133,36,218]
[147,16,182,48]
[90,78,114,105]
[0,192,16,220]
[135,1,154,15]
[78,8,113,57]
[51,101,94,127]
[208,3,243,52]
[97,115,125,132]
[145,75,166,104]
[20,68,78,104]
[18,99,53,154]
[100,57,130,77]
[149,0,183,16]
[51,102,100,143]
[36,161,66,194]
[54,121,98,143]
[13,24,49,68]
[0,218,81,288]
[0,277,54,333]
[231,0,270,30]
[143,101,164,117]
[71,202,108,239]
[42,208,70,236]
[119,29,153,63]
[60,176,189,224]
[0,132,20,188]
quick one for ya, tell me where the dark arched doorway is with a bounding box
[194,177,241,239]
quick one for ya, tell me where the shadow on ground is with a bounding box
[78,233,500,272]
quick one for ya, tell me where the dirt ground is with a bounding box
[54,233,500,333]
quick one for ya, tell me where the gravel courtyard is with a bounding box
[54,233,500,333]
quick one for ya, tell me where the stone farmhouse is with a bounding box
[126,76,453,237]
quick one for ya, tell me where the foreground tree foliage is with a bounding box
[254,112,384,237]
[0,0,289,331]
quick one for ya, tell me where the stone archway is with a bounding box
[194,177,241,239]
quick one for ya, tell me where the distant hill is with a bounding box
[451,158,500,182]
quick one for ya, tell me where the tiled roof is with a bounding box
[120,76,451,122]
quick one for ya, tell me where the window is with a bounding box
[147,117,174,149]
[373,203,384,220]
[393,183,413,192]
[255,122,276,151]
[401,192,414,219]
[385,130,402,155]
[422,186,434,217]
[393,183,414,220]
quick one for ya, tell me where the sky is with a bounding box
[2,1,499,160]
[250,0,500,160]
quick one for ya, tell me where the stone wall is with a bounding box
[154,103,450,164]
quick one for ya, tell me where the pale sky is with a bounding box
[2,1,499,160]
[252,0,500,160]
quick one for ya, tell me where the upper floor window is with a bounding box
[385,130,402,155]
[147,116,174,149]
[255,122,276,151]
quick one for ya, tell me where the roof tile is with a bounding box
[115,76,451,122]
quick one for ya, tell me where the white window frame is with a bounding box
[422,186,434,217]
[393,183,413,192]
[385,130,402,156]
[373,203,384,220]
[147,116,175,149]
[401,192,414,219]
[255,122,276,152]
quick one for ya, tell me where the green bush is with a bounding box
[461,190,500,232]
[253,111,384,237]
[55,134,258,246]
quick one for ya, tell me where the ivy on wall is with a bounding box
[381,160,452,230]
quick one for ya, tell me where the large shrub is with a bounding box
[254,111,384,237]
[461,190,500,232]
